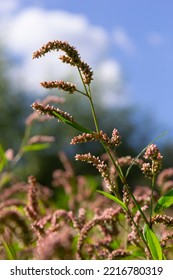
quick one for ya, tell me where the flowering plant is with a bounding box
[0,40,172,260]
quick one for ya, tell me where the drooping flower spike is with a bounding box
[33,40,93,85]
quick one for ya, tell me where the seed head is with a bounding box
[141,144,163,178]
[144,144,162,161]
[41,80,77,94]
[31,102,74,122]
[33,40,93,85]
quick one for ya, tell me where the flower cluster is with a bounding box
[1,148,173,259]
[28,135,55,144]
[70,132,96,145]
[161,232,173,247]
[40,80,77,94]
[26,95,65,126]
[33,40,80,61]
[143,144,162,161]
[0,209,32,246]
[98,129,121,147]
[25,176,39,220]
[111,128,121,146]
[128,205,149,248]
[118,156,142,167]
[75,153,116,191]
[108,249,130,260]
[152,214,173,227]
[141,144,162,178]
[70,129,121,148]
[52,152,114,211]
[141,163,153,179]
[76,207,122,259]
[157,168,173,193]
[33,40,93,85]
[31,102,74,122]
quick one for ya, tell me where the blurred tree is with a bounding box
[0,45,29,150]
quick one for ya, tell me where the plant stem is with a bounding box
[124,183,149,226]
[125,206,152,258]
[88,93,100,133]
[77,65,152,257]
[150,174,156,226]
[77,68,100,133]
[12,125,31,166]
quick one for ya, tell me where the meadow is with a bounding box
[0,40,173,260]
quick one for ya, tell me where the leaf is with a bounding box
[22,143,51,152]
[125,131,168,178]
[52,111,92,133]
[97,190,128,211]
[0,173,12,189]
[0,144,8,172]
[154,189,173,214]
[2,237,16,260]
[143,224,163,260]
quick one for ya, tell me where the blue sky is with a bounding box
[0,0,173,140]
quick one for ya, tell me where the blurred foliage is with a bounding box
[0,46,29,150]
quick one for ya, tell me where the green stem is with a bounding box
[125,206,152,258]
[87,92,100,133]
[102,146,124,186]
[78,69,151,225]
[76,89,88,97]
[77,65,152,258]
[124,183,149,226]
[150,173,156,226]
[12,125,31,166]
[103,147,149,229]
[124,217,128,250]
[77,68,100,133]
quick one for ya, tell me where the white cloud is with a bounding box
[94,59,127,106]
[113,27,136,54]
[1,7,129,106]
[147,32,163,47]
[3,8,108,62]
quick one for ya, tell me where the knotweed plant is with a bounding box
[0,40,173,260]
[30,40,173,260]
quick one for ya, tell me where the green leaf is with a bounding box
[0,144,8,172]
[154,189,173,214]
[52,111,92,133]
[125,131,168,178]
[22,143,50,152]
[0,172,12,189]
[97,190,128,211]
[143,224,163,260]
[2,238,16,260]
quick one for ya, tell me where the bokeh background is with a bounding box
[1,0,173,185]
